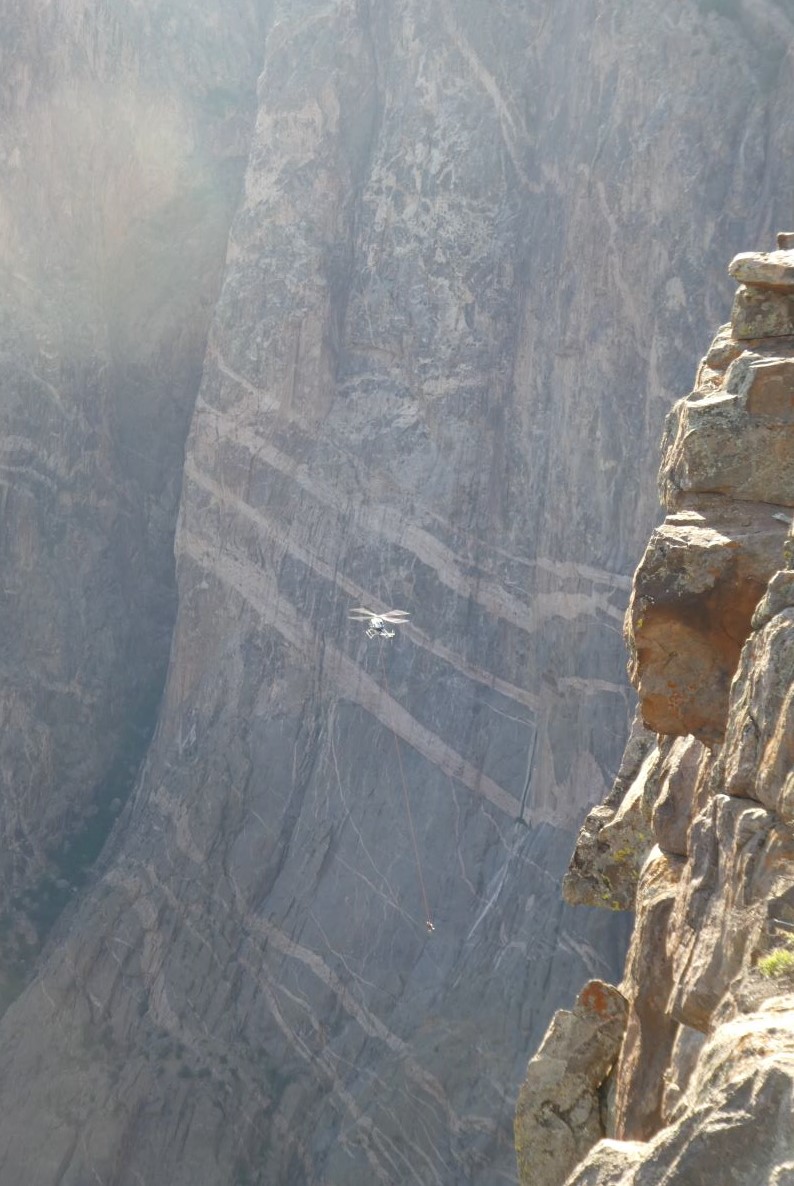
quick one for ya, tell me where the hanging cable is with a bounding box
[378,645,435,933]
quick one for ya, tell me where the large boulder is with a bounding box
[625,499,787,743]
[728,248,794,291]
[660,352,794,510]
[730,285,794,339]
[568,999,794,1186]
[514,980,628,1186]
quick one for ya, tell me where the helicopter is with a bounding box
[348,606,410,639]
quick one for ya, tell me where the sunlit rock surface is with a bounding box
[514,980,628,1186]
[648,735,706,858]
[567,1001,794,1186]
[610,848,684,1140]
[660,353,794,509]
[524,236,794,1185]
[2,2,794,1184]
[720,575,794,820]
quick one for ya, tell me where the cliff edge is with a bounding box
[516,234,794,1185]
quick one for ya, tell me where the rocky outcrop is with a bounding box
[660,354,794,508]
[567,1000,794,1186]
[518,239,794,1185]
[720,571,794,819]
[515,981,628,1186]
[626,497,787,743]
[562,714,657,911]
[2,3,794,1185]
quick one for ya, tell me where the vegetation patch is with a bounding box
[758,938,794,979]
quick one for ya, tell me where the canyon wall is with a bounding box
[0,2,793,1184]
[0,0,268,1000]
[516,240,794,1185]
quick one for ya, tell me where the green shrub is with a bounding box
[758,939,794,979]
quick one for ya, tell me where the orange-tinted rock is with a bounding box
[559,239,794,1186]
[626,500,788,744]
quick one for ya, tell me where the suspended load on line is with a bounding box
[348,606,410,639]
[348,600,432,931]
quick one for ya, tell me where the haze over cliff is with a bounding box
[0,1,793,1183]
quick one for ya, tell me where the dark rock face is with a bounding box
[2,1,794,1184]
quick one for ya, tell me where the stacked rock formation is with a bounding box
[516,236,794,1185]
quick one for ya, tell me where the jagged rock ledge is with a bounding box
[515,235,794,1185]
